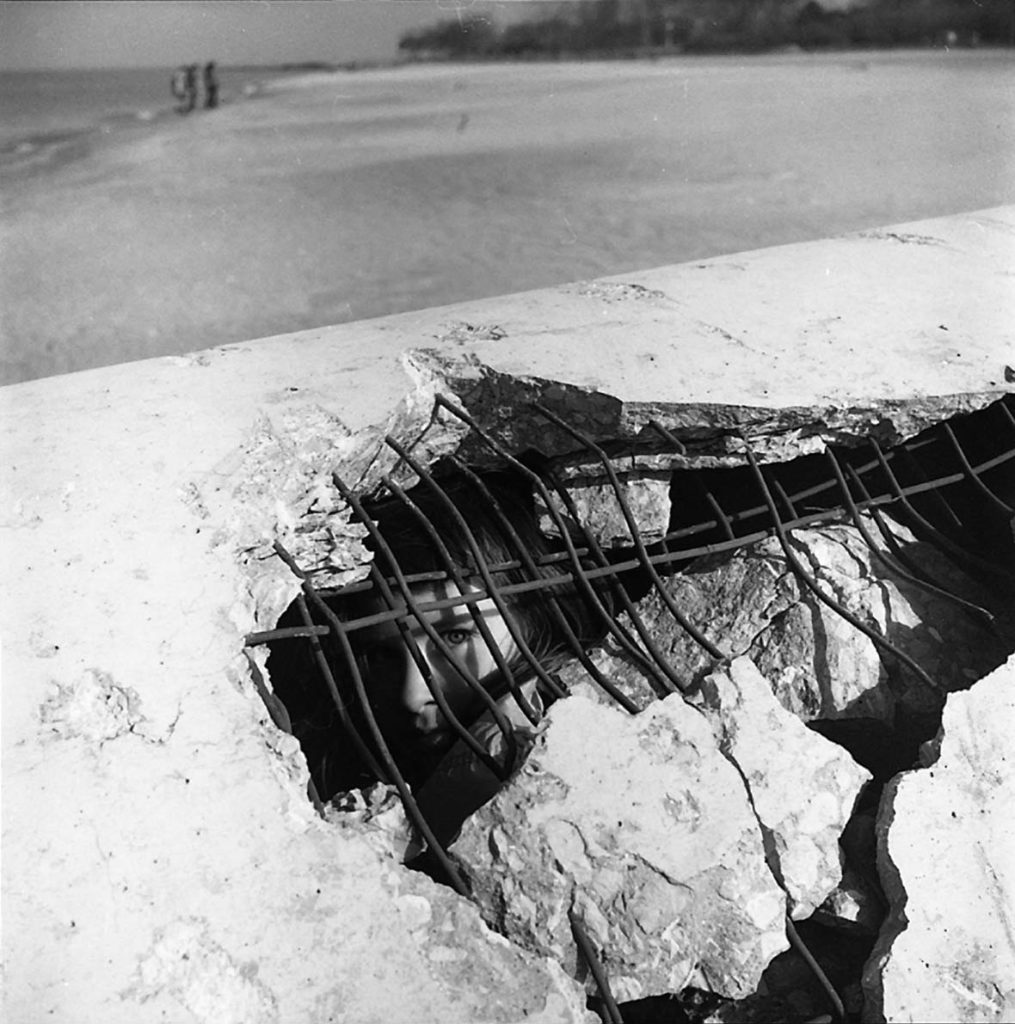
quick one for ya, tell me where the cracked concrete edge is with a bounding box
[222,349,1002,656]
[402,349,1001,469]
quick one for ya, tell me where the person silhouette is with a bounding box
[183,64,199,113]
[170,65,188,113]
[203,62,219,110]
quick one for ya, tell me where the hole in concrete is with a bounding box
[265,464,620,802]
[250,394,1015,1023]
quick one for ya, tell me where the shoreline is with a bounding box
[3,51,1013,386]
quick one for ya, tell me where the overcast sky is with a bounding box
[0,1,554,71]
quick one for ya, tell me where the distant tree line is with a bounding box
[398,0,1015,59]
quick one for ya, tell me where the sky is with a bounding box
[0,1,556,71]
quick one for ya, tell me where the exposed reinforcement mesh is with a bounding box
[246,392,1015,1022]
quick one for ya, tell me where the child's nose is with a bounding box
[400,652,439,718]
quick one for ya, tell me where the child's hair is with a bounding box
[269,466,616,800]
[362,467,614,687]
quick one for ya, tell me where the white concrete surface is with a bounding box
[2,208,1012,1022]
[864,657,1015,1024]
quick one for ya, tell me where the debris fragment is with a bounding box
[452,692,789,1003]
[39,669,145,745]
[694,657,871,919]
[863,656,1015,1023]
[603,515,1006,725]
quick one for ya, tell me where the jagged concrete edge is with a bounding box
[859,771,910,1024]
[398,349,1002,470]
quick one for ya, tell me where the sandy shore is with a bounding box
[3,51,1013,385]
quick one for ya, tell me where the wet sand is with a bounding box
[3,51,1013,385]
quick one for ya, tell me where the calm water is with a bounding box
[0,66,286,170]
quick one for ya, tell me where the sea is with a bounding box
[0,66,287,174]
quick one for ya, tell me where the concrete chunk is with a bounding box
[695,657,872,919]
[612,516,1006,724]
[535,469,672,548]
[863,657,1015,1023]
[451,693,789,1002]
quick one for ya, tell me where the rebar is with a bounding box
[331,471,518,779]
[433,394,678,693]
[569,909,626,1024]
[741,440,945,695]
[534,401,726,666]
[272,540,471,895]
[786,916,845,1024]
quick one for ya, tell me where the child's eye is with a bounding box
[441,628,474,647]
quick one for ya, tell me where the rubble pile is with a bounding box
[578,513,1009,726]
[864,659,1015,1023]
[452,690,793,1003]
[421,506,1014,1021]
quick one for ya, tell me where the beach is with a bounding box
[2,50,1013,385]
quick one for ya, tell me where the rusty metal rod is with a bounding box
[786,916,845,1024]
[447,454,641,714]
[646,417,686,454]
[534,401,725,666]
[569,909,625,1024]
[245,624,330,645]
[332,473,518,777]
[702,486,737,542]
[273,540,470,895]
[741,441,945,695]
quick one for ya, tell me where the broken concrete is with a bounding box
[582,514,1006,726]
[694,657,871,920]
[812,864,884,938]
[863,656,1015,1024]
[560,654,872,924]
[451,693,789,1003]
[3,208,1013,1020]
[535,468,672,548]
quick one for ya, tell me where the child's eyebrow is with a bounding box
[358,602,494,641]
[430,607,488,630]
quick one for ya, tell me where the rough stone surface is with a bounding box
[591,515,1006,724]
[811,864,884,937]
[451,693,789,1002]
[863,657,1015,1023]
[694,657,871,919]
[4,209,1011,1021]
[535,467,672,548]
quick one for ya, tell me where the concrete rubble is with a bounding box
[693,657,871,920]
[536,470,672,548]
[4,208,1014,1021]
[451,691,791,1003]
[573,514,1007,727]
[557,653,872,926]
[863,656,1015,1024]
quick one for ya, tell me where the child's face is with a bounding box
[361,581,519,753]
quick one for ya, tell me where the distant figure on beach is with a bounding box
[171,64,199,113]
[170,65,188,112]
[184,64,199,113]
[203,62,219,110]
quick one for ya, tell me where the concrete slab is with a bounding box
[2,208,1012,1021]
